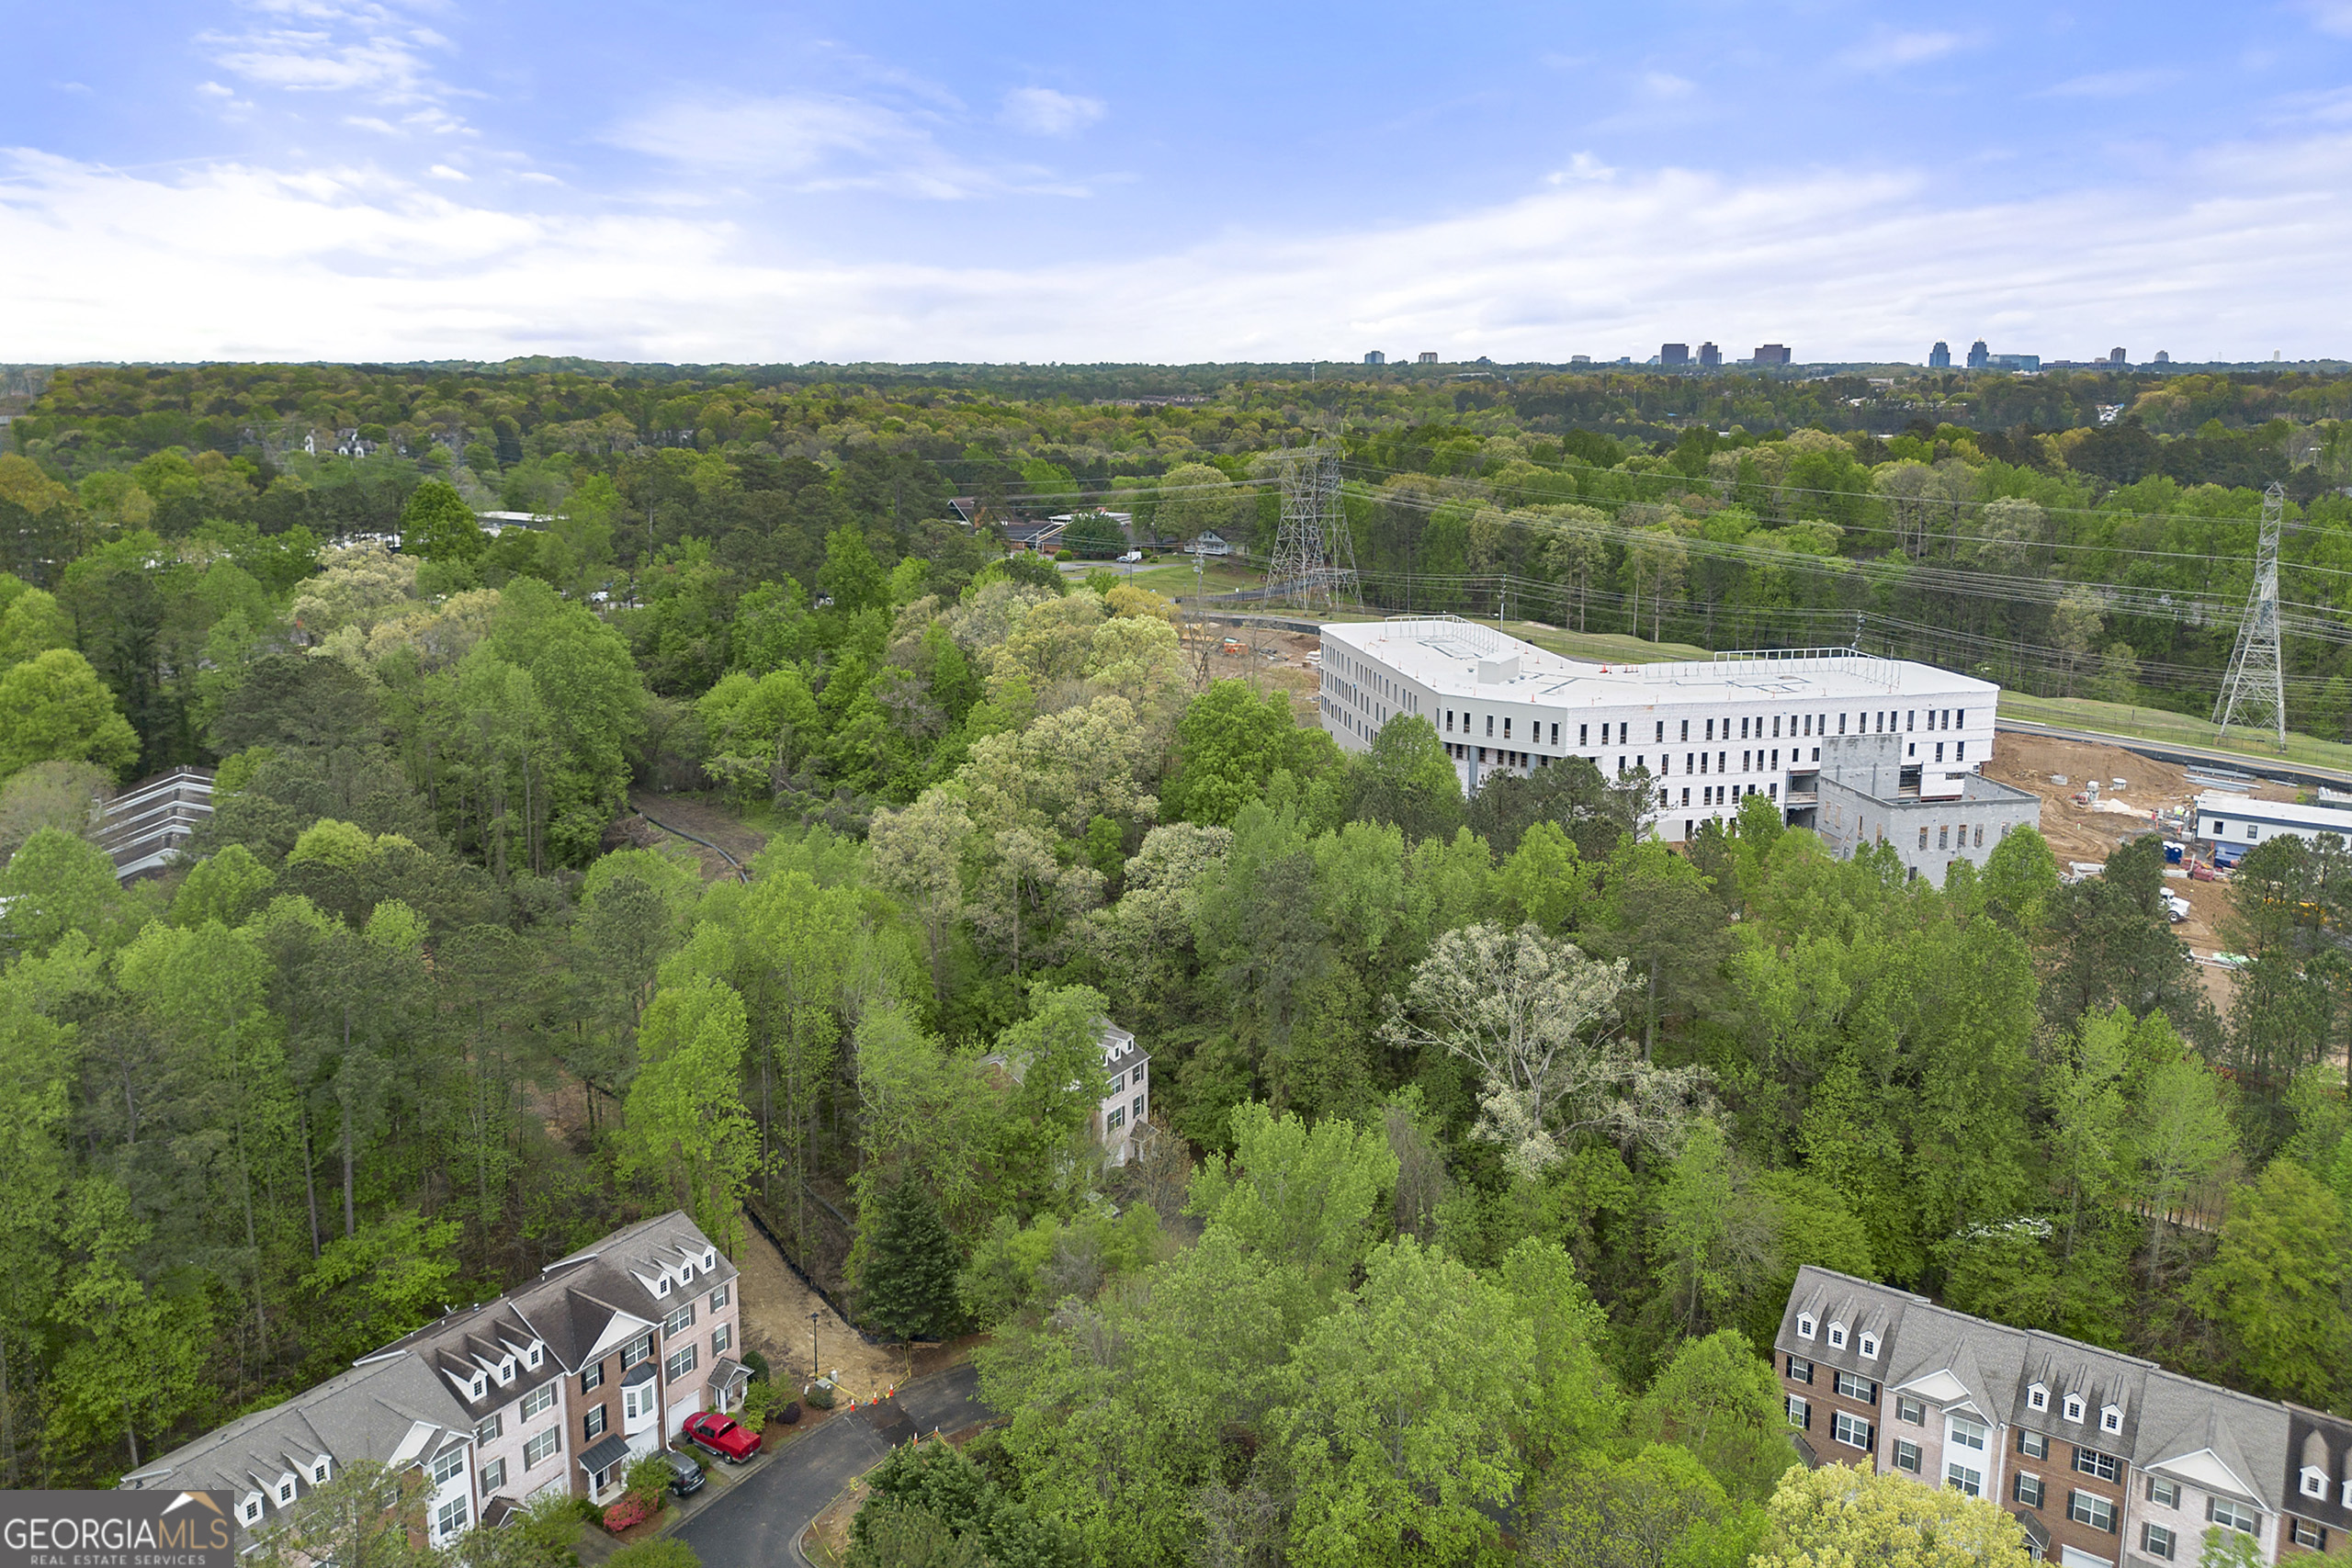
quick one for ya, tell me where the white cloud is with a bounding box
[3,132,2350,364]
[612,93,1089,198]
[999,87,1105,137]
[203,28,435,96]
[2039,68,2182,98]
[427,163,467,180]
[1837,28,1966,70]
[53,81,93,94]
[2301,2,2352,38]
[1640,72,1695,99]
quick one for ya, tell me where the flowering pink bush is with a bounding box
[603,1496,651,1533]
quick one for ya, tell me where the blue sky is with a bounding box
[4,1,2350,363]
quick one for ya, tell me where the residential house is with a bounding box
[1777,1266,2310,1565]
[1183,530,1232,558]
[1097,1023,1151,1166]
[124,1212,746,1549]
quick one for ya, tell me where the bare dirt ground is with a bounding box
[626,789,771,882]
[1983,731,2282,1010]
[731,1213,906,1402]
[1182,623,1328,722]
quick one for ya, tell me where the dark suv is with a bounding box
[655,1450,706,1496]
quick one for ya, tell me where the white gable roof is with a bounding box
[2151,1447,2261,1503]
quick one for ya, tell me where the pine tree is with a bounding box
[861,1179,963,1343]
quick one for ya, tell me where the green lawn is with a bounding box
[1995,690,2352,777]
[1124,559,1267,597]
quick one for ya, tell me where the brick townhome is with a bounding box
[1776,1267,2352,1565]
[123,1212,747,1550]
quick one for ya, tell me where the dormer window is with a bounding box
[470,1374,487,1399]
[2027,1383,2048,1412]
[1796,1314,1816,1340]
[702,1248,716,1271]
[277,1478,296,1505]
[2302,1467,2329,1499]
[1826,1321,1847,1349]
[498,1357,515,1384]
[655,1275,673,1297]
[2100,1404,2122,1434]
[312,1458,331,1484]
[2063,1394,2084,1423]
[1859,1333,1879,1360]
[526,1343,543,1370]
[240,1495,264,1526]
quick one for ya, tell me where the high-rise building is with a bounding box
[2108,347,2128,367]
[1928,342,1951,369]
[1363,351,1385,366]
[1966,339,1989,369]
[1698,343,1722,368]
[1660,343,1690,367]
[2154,350,2172,365]
[1417,351,1438,364]
[1754,344,1792,366]
[1570,355,1592,366]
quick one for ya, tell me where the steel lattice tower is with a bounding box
[2212,480,2288,750]
[1268,447,1357,612]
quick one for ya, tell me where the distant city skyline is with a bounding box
[1,1,2347,362]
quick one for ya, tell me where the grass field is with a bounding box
[1994,690,2352,778]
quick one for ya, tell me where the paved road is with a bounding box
[673,1365,990,1567]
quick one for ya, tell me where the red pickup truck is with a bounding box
[682,1411,762,1464]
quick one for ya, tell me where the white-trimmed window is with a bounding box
[2027,1382,2048,1412]
[1897,1396,1925,1425]
[1786,1395,1810,1429]
[2302,1466,2329,1499]
[1894,1440,1921,1472]
[1827,1321,1848,1348]
[2020,1429,2049,1460]
[2210,1498,2258,1535]
[311,1458,331,1484]
[432,1446,466,1487]
[276,1477,296,1505]
[2292,1520,2328,1551]
[480,1458,505,1493]
[1859,1332,1880,1360]
[1947,1463,1984,1498]
[435,1496,469,1537]
[709,1283,730,1313]
[664,1343,698,1382]
[2147,1476,2178,1507]
[623,1382,653,1421]
[1796,1314,1816,1341]
[662,1303,695,1338]
[1949,1416,1987,1453]
[2069,1491,2117,1532]
[497,1357,515,1385]
[524,1429,560,1470]
[469,1373,487,1400]
[522,1382,558,1420]
[2063,1393,2085,1423]
[2015,1473,2043,1508]
[1833,1411,1873,1450]
[654,1274,673,1298]
[2143,1523,2177,1561]
[526,1342,544,1370]
[476,1414,503,1444]
[2100,1404,2122,1434]
[1836,1371,1877,1403]
[712,1322,733,1357]
[1787,1356,1813,1384]
[239,1495,263,1526]
[702,1248,716,1272]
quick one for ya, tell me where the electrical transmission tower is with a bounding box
[2212,480,2287,751]
[1267,447,1358,613]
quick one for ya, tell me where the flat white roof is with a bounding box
[2194,793,2352,831]
[1320,618,1997,709]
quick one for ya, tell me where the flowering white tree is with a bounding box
[1385,922,1711,1179]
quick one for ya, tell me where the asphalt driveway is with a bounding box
[673,1364,991,1566]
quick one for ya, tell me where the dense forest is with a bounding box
[2,361,2352,1565]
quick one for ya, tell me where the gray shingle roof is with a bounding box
[1776,1267,2297,1513]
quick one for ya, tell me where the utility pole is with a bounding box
[2212,481,2288,752]
[1267,447,1357,613]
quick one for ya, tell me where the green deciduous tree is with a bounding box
[0,648,141,779]
[2187,1158,2352,1404]
[1752,1463,2030,1568]
[619,976,758,1255]
[399,479,486,564]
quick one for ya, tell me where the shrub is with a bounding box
[602,1495,652,1533]
[740,1380,775,1427]
[741,1348,771,1382]
[777,1401,801,1425]
[805,1382,837,1410]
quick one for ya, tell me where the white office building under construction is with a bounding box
[1317,617,2040,875]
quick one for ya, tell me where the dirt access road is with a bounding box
[731,1213,909,1403]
